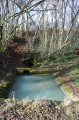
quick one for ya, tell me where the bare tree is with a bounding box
[0,0,79,62]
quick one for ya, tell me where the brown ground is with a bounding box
[0,100,79,120]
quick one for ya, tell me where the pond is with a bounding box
[9,75,65,101]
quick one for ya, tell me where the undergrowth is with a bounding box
[0,97,79,120]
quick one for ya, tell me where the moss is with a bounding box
[17,67,51,74]
[53,76,72,98]
[73,79,79,87]
[2,81,8,88]
[0,73,16,98]
[17,68,31,73]
[30,70,51,74]
[1,82,10,98]
[62,85,72,93]
[34,63,42,67]
[17,67,31,71]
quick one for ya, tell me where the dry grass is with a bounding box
[0,98,79,120]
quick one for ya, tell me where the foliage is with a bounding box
[0,99,79,120]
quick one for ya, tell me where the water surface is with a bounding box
[9,75,65,101]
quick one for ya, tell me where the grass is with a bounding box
[68,67,79,76]
[66,65,79,87]
[74,79,79,87]
[51,54,79,101]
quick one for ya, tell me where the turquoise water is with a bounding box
[9,75,65,101]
